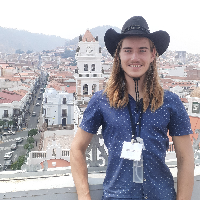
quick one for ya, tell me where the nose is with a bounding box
[130,52,139,61]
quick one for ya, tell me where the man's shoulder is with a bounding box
[92,90,107,99]
[163,90,184,109]
[164,90,179,100]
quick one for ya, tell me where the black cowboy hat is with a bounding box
[104,16,170,57]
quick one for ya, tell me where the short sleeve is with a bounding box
[79,91,103,134]
[168,92,192,136]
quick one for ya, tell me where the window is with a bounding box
[4,110,8,118]
[92,84,97,94]
[13,109,20,115]
[91,64,95,71]
[45,98,47,103]
[63,98,66,104]
[62,109,67,117]
[52,149,56,156]
[84,64,88,71]
[83,84,88,95]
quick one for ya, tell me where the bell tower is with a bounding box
[74,29,104,101]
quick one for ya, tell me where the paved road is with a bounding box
[0,130,29,169]
[0,87,43,170]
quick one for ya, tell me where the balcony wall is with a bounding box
[0,167,200,200]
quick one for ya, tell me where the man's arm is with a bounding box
[70,127,94,200]
[172,135,194,200]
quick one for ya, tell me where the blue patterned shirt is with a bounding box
[80,90,192,200]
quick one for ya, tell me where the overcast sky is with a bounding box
[0,0,199,54]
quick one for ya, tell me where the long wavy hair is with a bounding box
[104,38,164,112]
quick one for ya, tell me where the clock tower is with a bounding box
[74,29,104,101]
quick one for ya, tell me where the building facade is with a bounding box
[74,30,104,101]
[42,88,74,127]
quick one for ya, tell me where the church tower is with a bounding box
[74,29,104,101]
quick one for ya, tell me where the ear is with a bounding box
[151,48,156,62]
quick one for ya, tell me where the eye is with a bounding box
[124,49,131,53]
[140,49,147,52]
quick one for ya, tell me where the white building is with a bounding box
[74,30,104,101]
[0,91,27,128]
[170,85,187,98]
[42,88,74,127]
[26,130,72,169]
[168,65,187,77]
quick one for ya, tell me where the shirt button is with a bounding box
[144,196,148,199]
[144,178,146,181]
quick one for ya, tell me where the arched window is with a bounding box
[83,84,88,95]
[91,64,95,71]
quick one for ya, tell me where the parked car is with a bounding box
[3,130,15,136]
[38,97,41,100]
[4,152,13,160]
[36,103,40,106]
[11,144,17,150]
[16,137,23,144]
[32,112,36,116]
[3,160,13,170]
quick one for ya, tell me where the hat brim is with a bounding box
[104,28,170,56]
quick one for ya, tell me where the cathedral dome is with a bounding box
[46,88,58,98]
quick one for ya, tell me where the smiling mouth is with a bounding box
[129,65,142,68]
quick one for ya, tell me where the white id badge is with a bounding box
[120,141,143,161]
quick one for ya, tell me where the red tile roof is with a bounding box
[181,98,188,103]
[0,90,23,103]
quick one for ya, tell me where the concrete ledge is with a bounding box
[0,186,103,200]
[0,175,200,200]
[0,166,199,200]
[0,168,72,179]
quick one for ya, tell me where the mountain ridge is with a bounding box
[0,26,121,54]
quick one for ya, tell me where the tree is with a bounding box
[24,143,34,150]
[28,129,38,137]
[70,59,77,66]
[11,155,26,170]
[0,120,6,131]
[26,50,33,54]
[27,136,34,144]
[61,49,75,58]
[8,120,13,128]
[15,49,25,54]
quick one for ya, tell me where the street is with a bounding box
[0,84,43,170]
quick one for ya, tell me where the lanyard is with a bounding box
[127,100,143,140]
[127,78,143,140]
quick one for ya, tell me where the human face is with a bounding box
[119,36,156,82]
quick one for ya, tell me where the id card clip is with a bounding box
[131,138,136,144]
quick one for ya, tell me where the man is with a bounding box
[70,16,194,200]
